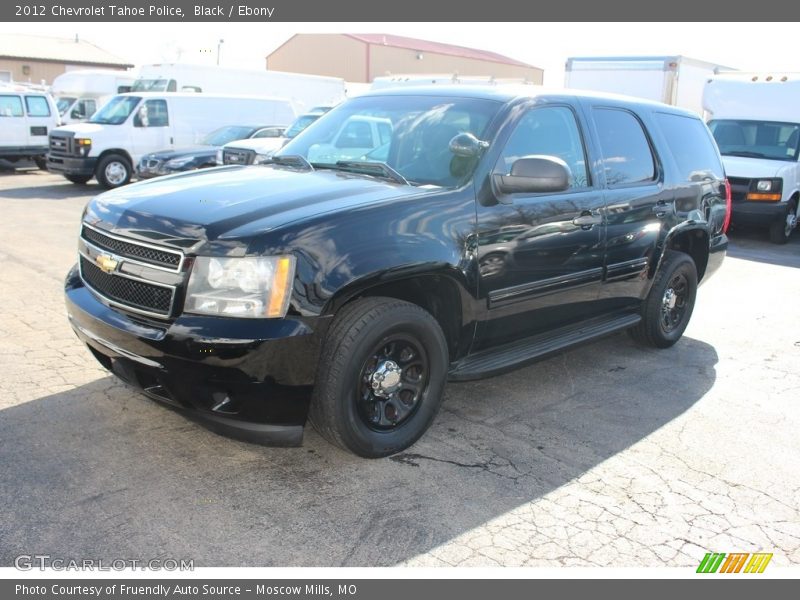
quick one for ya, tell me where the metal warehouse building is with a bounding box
[0,34,133,85]
[266,33,543,84]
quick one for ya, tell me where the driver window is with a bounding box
[134,99,169,128]
[496,106,590,189]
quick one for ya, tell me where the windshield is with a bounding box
[709,119,800,162]
[130,79,171,92]
[202,125,257,146]
[89,96,141,125]
[277,94,500,187]
[285,114,320,139]
[56,97,76,115]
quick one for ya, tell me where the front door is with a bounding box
[130,98,171,162]
[474,103,606,350]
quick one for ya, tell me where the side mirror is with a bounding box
[493,155,571,195]
[449,132,489,157]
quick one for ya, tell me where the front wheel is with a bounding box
[629,250,698,348]
[769,201,797,244]
[65,174,92,185]
[309,297,449,458]
[96,153,132,189]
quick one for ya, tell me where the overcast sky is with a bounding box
[2,22,800,84]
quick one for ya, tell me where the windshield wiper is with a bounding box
[269,155,314,171]
[334,161,410,186]
[724,150,769,159]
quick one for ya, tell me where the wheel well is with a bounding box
[667,229,709,281]
[96,149,133,170]
[345,275,463,361]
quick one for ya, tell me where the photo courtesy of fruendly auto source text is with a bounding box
[0,0,798,597]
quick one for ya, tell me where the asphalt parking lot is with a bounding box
[0,169,798,568]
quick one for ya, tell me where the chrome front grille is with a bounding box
[78,224,186,319]
[79,256,174,316]
[222,148,255,165]
[49,134,71,154]
[81,225,182,270]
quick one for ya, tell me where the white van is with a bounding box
[0,83,60,169]
[52,69,136,125]
[47,92,296,188]
[704,73,800,243]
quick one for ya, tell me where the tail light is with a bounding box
[723,178,732,233]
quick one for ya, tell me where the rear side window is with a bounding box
[657,113,723,181]
[25,95,51,117]
[593,108,656,186]
[0,95,23,117]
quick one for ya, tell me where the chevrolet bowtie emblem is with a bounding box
[95,254,119,274]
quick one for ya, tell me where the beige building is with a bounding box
[0,34,133,86]
[266,34,543,84]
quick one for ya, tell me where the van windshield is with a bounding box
[277,94,500,187]
[89,96,141,125]
[56,97,76,115]
[130,79,173,92]
[709,119,800,162]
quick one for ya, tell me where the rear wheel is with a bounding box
[769,201,797,244]
[96,153,132,189]
[630,250,697,348]
[34,157,48,170]
[309,297,449,458]
[65,174,92,185]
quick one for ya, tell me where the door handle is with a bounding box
[572,213,603,228]
[652,200,674,217]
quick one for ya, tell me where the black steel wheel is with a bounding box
[310,297,448,458]
[629,250,697,348]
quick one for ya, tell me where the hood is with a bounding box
[721,155,794,179]
[84,165,436,248]
[53,122,108,136]
[143,146,215,161]
[224,138,285,153]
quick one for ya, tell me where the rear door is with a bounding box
[0,94,26,148]
[582,103,670,310]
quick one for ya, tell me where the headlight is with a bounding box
[165,156,194,169]
[215,149,223,165]
[75,137,91,156]
[253,151,276,165]
[185,256,296,318]
[756,180,773,191]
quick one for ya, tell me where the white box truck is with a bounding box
[565,55,733,115]
[131,64,345,113]
[52,69,136,125]
[704,73,800,243]
[0,82,61,170]
[46,92,296,189]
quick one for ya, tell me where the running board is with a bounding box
[449,313,641,381]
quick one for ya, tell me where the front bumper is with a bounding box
[65,265,327,446]
[731,201,790,227]
[47,153,96,177]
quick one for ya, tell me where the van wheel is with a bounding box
[65,174,92,185]
[769,201,797,244]
[96,154,131,189]
[34,157,48,170]
[629,250,697,348]
[309,297,449,458]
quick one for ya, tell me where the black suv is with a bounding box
[65,87,729,458]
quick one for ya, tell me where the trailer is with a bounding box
[131,64,345,113]
[565,55,734,115]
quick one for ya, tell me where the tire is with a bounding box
[629,250,698,349]
[34,157,48,170]
[309,297,449,458]
[768,201,797,245]
[95,153,132,189]
[65,174,92,185]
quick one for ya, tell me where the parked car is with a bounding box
[0,83,60,170]
[217,127,288,166]
[138,124,286,179]
[47,92,295,189]
[65,87,729,458]
[704,73,800,243]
